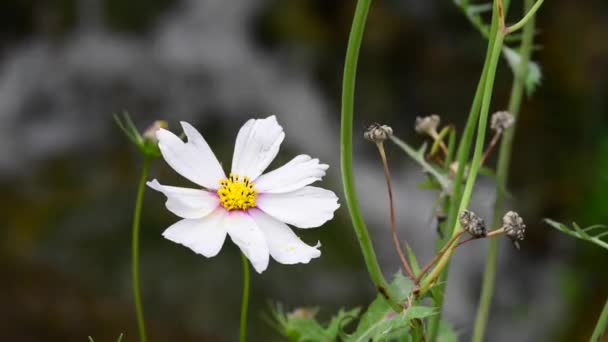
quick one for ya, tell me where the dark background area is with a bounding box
[0,0,607,341]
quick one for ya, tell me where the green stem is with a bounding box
[420,0,506,296]
[240,253,250,342]
[472,1,535,341]
[426,2,501,339]
[132,157,150,342]
[340,0,401,312]
[507,0,545,34]
[591,297,608,342]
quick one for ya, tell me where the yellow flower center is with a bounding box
[217,173,257,211]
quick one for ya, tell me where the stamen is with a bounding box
[217,173,257,211]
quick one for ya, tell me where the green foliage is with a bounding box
[502,46,542,96]
[346,273,436,341]
[545,219,608,250]
[389,137,451,193]
[269,273,438,341]
[269,304,361,342]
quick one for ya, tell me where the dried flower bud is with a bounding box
[503,211,525,249]
[459,209,487,238]
[143,120,169,143]
[415,115,440,136]
[364,123,393,142]
[287,307,317,320]
[490,111,515,133]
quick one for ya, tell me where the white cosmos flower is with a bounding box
[148,115,340,273]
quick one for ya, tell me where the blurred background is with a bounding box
[1,0,607,341]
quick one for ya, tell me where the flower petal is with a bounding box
[254,155,329,194]
[256,186,340,229]
[231,116,285,181]
[225,211,270,273]
[162,208,227,257]
[157,122,225,189]
[249,209,321,265]
[147,179,219,219]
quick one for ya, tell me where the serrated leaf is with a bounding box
[346,273,438,341]
[502,46,542,96]
[545,219,608,251]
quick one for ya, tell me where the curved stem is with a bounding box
[472,0,536,340]
[340,0,402,311]
[507,0,544,34]
[240,253,250,342]
[376,142,416,281]
[132,157,150,342]
[591,297,608,342]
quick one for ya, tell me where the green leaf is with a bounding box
[116,333,124,342]
[502,46,542,96]
[545,219,608,251]
[346,273,436,341]
[437,321,458,342]
[405,244,421,276]
[88,337,95,342]
[389,136,451,193]
[267,304,361,342]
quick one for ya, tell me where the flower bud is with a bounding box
[364,123,393,143]
[459,209,487,238]
[503,211,526,249]
[415,115,440,136]
[490,111,515,133]
[143,120,169,143]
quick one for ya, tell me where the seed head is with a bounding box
[503,211,525,249]
[415,115,441,136]
[364,123,393,143]
[459,209,487,238]
[490,111,515,133]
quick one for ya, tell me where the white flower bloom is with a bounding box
[148,116,339,273]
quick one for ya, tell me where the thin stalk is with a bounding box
[376,142,416,281]
[426,1,501,339]
[340,0,402,311]
[472,0,536,340]
[420,0,506,296]
[591,297,608,342]
[240,253,250,342]
[415,230,464,283]
[132,157,150,342]
[506,0,544,34]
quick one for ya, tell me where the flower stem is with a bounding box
[340,0,402,311]
[506,0,544,34]
[132,157,150,342]
[591,297,608,342]
[472,0,536,340]
[240,253,250,342]
[420,0,506,297]
[376,142,416,281]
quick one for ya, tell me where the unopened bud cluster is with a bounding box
[490,111,515,133]
[364,123,393,143]
[459,209,487,238]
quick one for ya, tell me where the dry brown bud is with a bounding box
[503,211,526,249]
[364,123,393,143]
[490,111,515,133]
[459,209,487,238]
[415,115,441,136]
